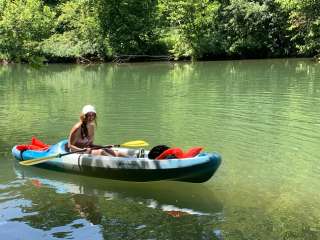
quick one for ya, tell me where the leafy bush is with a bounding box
[287,0,320,56]
[98,0,162,55]
[219,0,291,58]
[158,0,222,60]
[0,0,55,63]
[42,0,105,61]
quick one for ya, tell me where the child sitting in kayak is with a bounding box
[68,104,127,157]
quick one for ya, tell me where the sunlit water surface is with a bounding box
[0,59,320,239]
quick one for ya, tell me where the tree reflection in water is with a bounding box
[72,194,102,225]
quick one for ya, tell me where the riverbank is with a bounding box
[1,55,319,65]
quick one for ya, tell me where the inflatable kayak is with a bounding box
[12,138,221,183]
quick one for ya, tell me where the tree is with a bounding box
[0,0,55,63]
[158,0,221,60]
[286,0,320,56]
[219,0,291,58]
[41,0,105,62]
[98,0,162,55]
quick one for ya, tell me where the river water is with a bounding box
[0,59,320,239]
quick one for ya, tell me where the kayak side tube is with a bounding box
[61,152,221,183]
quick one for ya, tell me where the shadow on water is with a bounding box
[13,162,223,217]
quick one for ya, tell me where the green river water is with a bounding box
[0,59,320,239]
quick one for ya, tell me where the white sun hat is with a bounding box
[82,105,96,115]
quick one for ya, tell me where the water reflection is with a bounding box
[2,59,320,239]
[6,163,224,238]
[14,163,223,217]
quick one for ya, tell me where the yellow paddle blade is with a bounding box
[120,140,149,147]
[19,154,60,166]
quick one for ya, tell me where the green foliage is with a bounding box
[1,0,320,62]
[42,0,105,60]
[0,0,55,62]
[219,0,291,58]
[287,0,320,55]
[98,0,162,55]
[158,0,222,60]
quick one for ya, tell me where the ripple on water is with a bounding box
[1,60,320,239]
